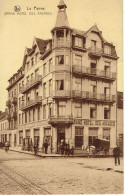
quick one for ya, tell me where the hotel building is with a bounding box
[1,0,118,153]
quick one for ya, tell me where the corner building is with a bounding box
[7,0,118,153]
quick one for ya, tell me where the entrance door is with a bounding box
[57,127,65,152]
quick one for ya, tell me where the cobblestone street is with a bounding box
[0,149,123,194]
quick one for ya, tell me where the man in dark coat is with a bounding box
[113,145,120,165]
[44,140,48,154]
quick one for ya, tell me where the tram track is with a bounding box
[0,163,52,194]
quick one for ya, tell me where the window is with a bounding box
[43,63,46,76]
[56,55,64,65]
[44,128,51,136]
[59,105,66,116]
[56,80,64,90]
[19,83,21,93]
[12,91,13,97]
[90,107,96,119]
[29,110,31,122]
[76,55,82,66]
[19,98,21,109]
[35,69,39,78]
[104,45,111,55]
[35,53,39,63]
[104,87,110,100]
[49,58,52,72]
[22,113,24,124]
[49,79,52,96]
[33,108,35,121]
[14,89,16,96]
[75,78,81,91]
[49,103,52,116]
[31,58,34,66]
[104,107,110,119]
[19,114,21,124]
[31,73,33,80]
[91,40,96,47]
[37,107,40,120]
[75,37,83,47]
[43,105,46,119]
[43,83,46,98]
[25,111,27,123]
[75,103,82,118]
[75,127,83,148]
[22,81,24,87]
[26,76,30,83]
[90,63,96,75]
[103,129,110,141]
[27,62,30,70]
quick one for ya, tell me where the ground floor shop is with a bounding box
[0,119,116,154]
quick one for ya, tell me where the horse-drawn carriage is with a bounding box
[93,138,110,155]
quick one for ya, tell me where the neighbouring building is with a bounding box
[0,0,118,154]
[0,110,8,143]
[117,91,123,154]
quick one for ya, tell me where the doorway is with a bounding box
[57,127,65,152]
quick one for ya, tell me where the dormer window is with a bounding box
[91,40,96,47]
[75,37,83,48]
[104,45,111,55]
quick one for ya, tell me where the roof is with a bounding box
[58,0,67,8]
[35,38,47,54]
[0,112,7,121]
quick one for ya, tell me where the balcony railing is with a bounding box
[72,65,116,80]
[55,38,70,47]
[20,96,42,110]
[11,111,17,119]
[11,97,17,104]
[48,115,74,126]
[88,46,102,57]
[72,90,116,103]
[21,75,42,94]
[52,90,71,99]
[6,100,11,107]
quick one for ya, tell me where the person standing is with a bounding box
[113,145,120,165]
[44,140,48,154]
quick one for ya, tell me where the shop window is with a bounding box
[75,103,82,118]
[19,131,23,145]
[74,37,83,48]
[56,80,64,90]
[89,128,98,146]
[75,127,83,148]
[76,55,82,66]
[34,129,39,146]
[104,107,110,119]
[56,55,64,65]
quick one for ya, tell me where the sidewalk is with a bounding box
[7,147,124,174]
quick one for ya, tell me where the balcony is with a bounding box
[88,46,102,58]
[55,65,70,71]
[72,90,116,104]
[21,75,42,94]
[52,90,71,99]
[11,111,17,119]
[11,97,17,104]
[55,38,70,48]
[6,114,11,120]
[6,100,11,107]
[48,115,74,127]
[72,65,116,81]
[20,96,42,111]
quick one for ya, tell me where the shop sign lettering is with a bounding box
[83,120,115,126]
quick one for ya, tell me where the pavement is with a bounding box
[3,146,124,174]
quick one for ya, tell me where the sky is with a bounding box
[0,0,123,111]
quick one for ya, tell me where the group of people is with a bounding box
[58,140,74,156]
[33,139,49,155]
